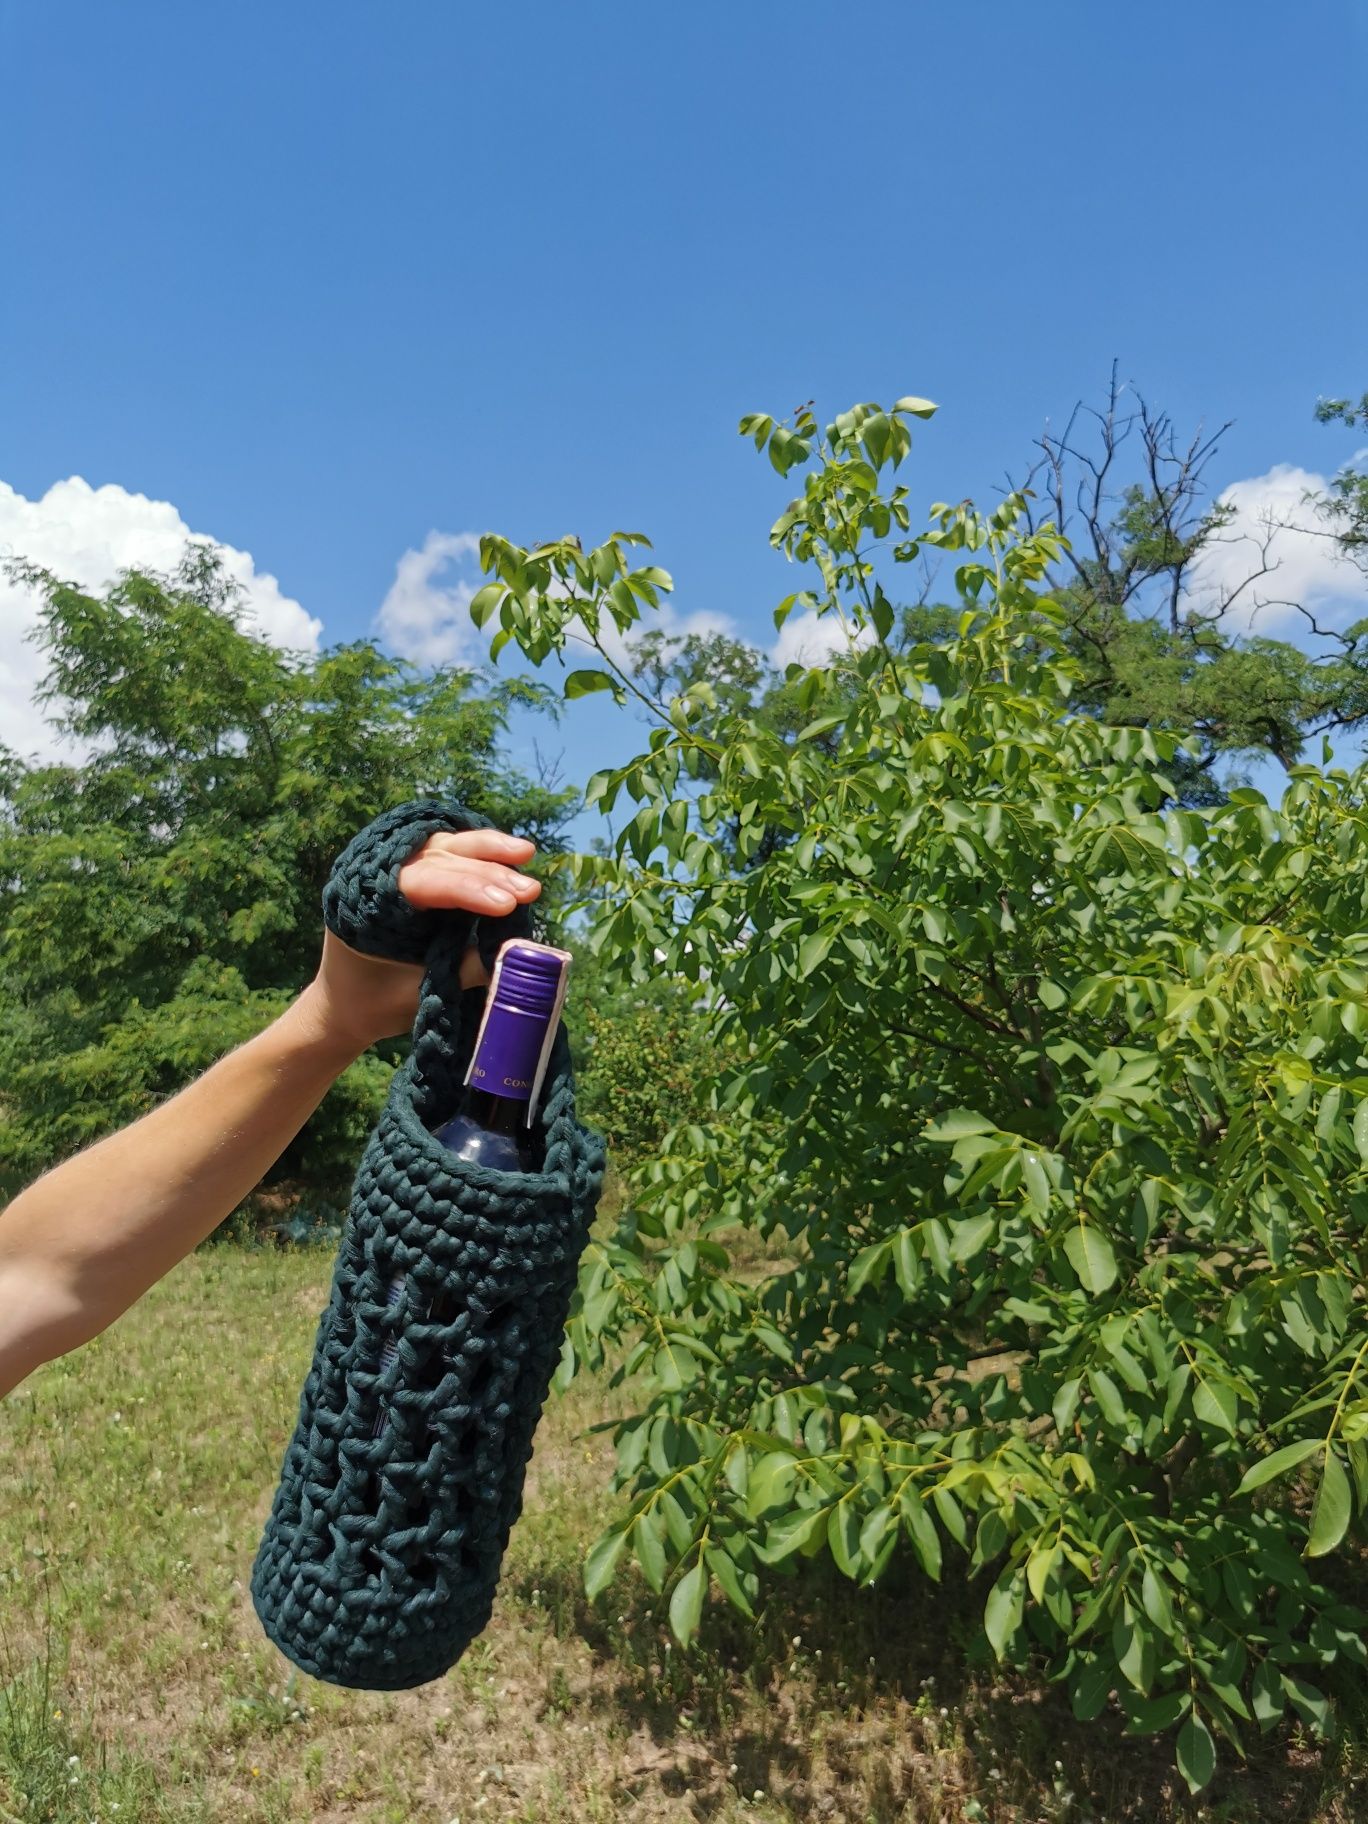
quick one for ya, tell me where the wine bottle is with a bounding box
[371,939,571,1433]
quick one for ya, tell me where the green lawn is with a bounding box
[2,1242,1365,1824]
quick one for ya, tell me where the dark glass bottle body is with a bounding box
[430,1086,541,1172]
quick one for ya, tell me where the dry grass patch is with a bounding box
[3,1243,1367,1823]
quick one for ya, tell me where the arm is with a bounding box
[0,829,536,1399]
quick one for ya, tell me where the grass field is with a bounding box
[2,1235,1366,1824]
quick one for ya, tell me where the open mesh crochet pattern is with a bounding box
[250,800,606,1689]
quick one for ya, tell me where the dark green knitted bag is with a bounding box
[251,800,605,1690]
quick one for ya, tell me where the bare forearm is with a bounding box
[0,824,538,1400]
[0,984,360,1395]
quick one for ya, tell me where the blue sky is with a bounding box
[2,0,1366,831]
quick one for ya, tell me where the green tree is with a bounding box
[614,371,1368,818]
[1016,370,1310,790]
[0,548,572,1199]
[1313,389,1368,580]
[568,944,721,1167]
[471,397,1368,1792]
[624,627,853,867]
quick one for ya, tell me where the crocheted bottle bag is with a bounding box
[251,800,606,1690]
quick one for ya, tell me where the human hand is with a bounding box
[300,829,541,1060]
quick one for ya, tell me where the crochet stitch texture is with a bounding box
[251,800,605,1689]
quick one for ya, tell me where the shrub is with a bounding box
[472,396,1368,1793]
[571,969,720,1164]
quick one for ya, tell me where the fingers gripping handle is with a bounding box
[321,799,535,973]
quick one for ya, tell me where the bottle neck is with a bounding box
[464,1086,529,1138]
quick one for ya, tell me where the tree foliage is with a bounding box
[1314,390,1368,580]
[472,396,1368,1791]
[0,549,572,1196]
[570,952,721,1166]
[610,372,1368,819]
[1016,367,1368,786]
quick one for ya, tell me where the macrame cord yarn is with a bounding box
[251,800,605,1690]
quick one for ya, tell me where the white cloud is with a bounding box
[769,607,873,671]
[375,530,484,667]
[1183,464,1368,635]
[0,476,321,763]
